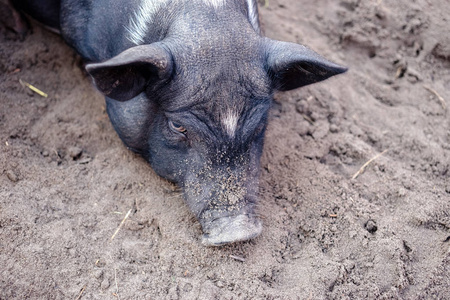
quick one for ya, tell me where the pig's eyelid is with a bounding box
[168,120,187,134]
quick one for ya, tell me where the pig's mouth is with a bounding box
[201,214,262,246]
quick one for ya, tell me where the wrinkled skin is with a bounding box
[103,14,273,244]
[13,0,346,245]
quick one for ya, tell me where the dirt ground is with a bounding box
[1,0,449,299]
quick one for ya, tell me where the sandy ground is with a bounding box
[1,0,449,299]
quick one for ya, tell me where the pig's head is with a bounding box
[85,14,346,246]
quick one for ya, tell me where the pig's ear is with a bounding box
[265,39,347,91]
[85,44,172,101]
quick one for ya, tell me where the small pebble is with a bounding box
[94,270,103,279]
[29,133,38,140]
[344,260,355,271]
[77,157,91,164]
[6,170,18,182]
[329,124,339,133]
[365,219,377,233]
[101,278,110,289]
[295,99,308,113]
[68,146,82,159]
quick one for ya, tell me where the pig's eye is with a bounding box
[169,121,187,134]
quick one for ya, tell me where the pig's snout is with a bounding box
[183,154,263,246]
[201,214,262,246]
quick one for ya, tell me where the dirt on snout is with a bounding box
[1,0,449,299]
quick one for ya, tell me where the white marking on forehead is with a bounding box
[125,0,228,45]
[223,111,239,137]
[125,0,169,45]
[246,0,260,33]
[202,0,226,8]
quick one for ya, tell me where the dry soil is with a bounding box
[1,0,449,299]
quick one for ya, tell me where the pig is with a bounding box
[12,0,347,246]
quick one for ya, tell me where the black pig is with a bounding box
[13,0,346,245]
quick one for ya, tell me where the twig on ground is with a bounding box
[19,79,48,97]
[352,149,389,180]
[113,267,120,300]
[110,209,132,241]
[229,255,246,262]
[423,85,446,110]
[301,114,314,125]
[75,285,86,300]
